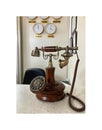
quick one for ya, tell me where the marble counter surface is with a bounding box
[16,83,85,113]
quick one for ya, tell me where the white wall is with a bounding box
[68,16,85,87]
[21,16,70,81]
[17,16,85,86]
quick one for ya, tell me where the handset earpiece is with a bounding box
[30,76,45,93]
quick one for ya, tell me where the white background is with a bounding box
[0,0,102,130]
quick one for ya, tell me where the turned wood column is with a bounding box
[45,67,55,87]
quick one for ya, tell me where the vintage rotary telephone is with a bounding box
[30,17,85,112]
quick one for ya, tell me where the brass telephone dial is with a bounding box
[30,17,85,112]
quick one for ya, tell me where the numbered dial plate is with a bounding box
[40,16,49,20]
[45,23,57,34]
[33,23,44,34]
[28,16,37,20]
[30,76,45,93]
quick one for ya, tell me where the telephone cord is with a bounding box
[66,53,85,112]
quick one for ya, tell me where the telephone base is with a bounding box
[36,82,65,102]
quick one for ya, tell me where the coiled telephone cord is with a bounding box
[66,53,85,112]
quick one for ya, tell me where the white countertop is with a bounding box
[16,83,85,113]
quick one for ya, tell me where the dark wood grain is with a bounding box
[36,67,65,102]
